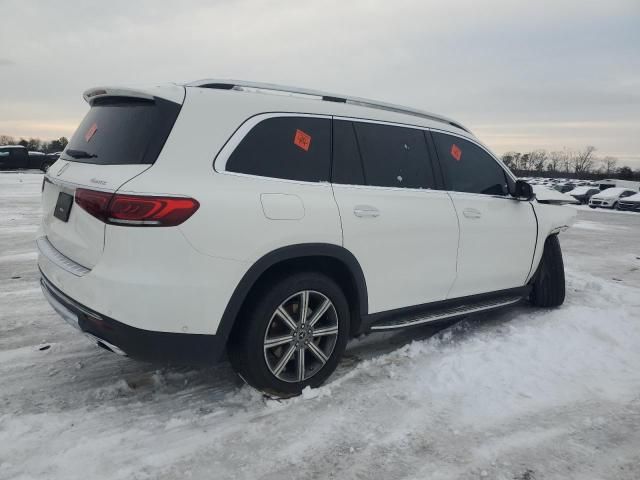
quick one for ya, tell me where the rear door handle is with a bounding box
[462,208,482,219]
[353,205,380,218]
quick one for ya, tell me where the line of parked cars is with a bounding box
[0,145,60,172]
[521,176,640,212]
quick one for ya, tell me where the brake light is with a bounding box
[74,189,199,227]
[75,189,112,222]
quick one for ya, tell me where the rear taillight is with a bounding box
[75,189,112,222]
[75,189,199,227]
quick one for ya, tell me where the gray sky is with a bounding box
[1,0,639,167]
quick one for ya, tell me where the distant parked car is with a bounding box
[0,145,57,172]
[588,188,637,209]
[568,186,600,204]
[554,183,575,193]
[617,192,640,212]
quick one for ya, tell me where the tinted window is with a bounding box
[11,148,28,162]
[332,120,365,185]
[62,97,181,165]
[333,121,434,189]
[432,132,508,195]
[227,117,331,182]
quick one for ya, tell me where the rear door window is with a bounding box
[332,120,435,189]
[226,117,331,182]
[62,97,181,165]
[432,132,508,196]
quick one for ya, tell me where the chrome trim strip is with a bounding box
[36,236,91,277]
[83,333,127,356]
[41,275,103,321]
[371,297,522,331]
[40,280,80,330]
[187,78,470,132]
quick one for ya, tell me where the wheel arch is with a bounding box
[218,243,369,345]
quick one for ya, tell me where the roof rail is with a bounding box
[186,79,470,133]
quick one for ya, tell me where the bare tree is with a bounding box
[501,152,518,170]
[571,146,596,174]
[0,135,16,145]
[600,156,618,176]
[547,151,562,172]
[530,150,548,172]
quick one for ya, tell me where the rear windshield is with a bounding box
[61,97,181,165]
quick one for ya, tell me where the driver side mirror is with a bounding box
[512,179,534,201]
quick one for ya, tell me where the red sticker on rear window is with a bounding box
[293,129,311,151]
[85,123,98,142]
[451,144,462,161]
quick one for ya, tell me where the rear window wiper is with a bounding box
[64,149,98,159]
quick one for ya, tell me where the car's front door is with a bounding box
[9,148,29,169]
[331,120,459,314]
[430,131,537,299]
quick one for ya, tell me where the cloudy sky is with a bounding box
[1,0,639,167]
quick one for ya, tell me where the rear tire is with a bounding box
[530,235,565,307]
[228,272,350,397]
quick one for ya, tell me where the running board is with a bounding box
[370,296,522,331]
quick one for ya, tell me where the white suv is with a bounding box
[38,79,575,396]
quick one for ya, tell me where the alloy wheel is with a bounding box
[263,290,339,383]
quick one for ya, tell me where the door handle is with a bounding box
[353,205,380,218]
[462,208,482,219]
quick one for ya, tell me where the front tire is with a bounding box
[228,272,350,397]
[530,235,565,307]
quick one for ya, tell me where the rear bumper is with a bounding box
[40,272,226,364]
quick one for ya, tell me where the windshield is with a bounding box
[61,96,180,165]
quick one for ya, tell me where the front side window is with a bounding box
[332,120,435,189]
[432,132,508,196]
[226,117,331,182]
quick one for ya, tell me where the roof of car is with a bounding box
[594,187,634,197]
[0,145,26,149]
[186,78,471,134]
[82,80,474,140]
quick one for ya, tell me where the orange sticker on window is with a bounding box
[85,123,98,142]
[451,144,462,161]
[293,129,311,151]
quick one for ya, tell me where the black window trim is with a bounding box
[214,112,510,193]
[428,126,517,199]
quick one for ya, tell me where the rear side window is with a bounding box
[62,97,181,165]
[432,132,508,196]
[226,117,331,182]
[332,120,434,189]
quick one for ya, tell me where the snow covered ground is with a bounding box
[1,172,639,480]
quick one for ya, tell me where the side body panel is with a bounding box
[333,184,459,313]
[446,192,537,298]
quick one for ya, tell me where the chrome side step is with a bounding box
[370,296,522,331]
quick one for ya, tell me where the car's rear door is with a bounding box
[331,119,459,314]
[430,130,537,299]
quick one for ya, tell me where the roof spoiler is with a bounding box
[82,85,185,105]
